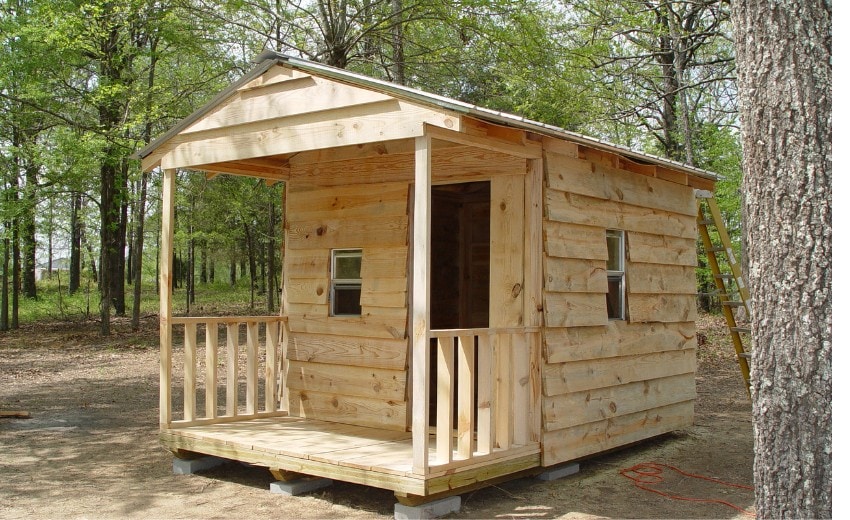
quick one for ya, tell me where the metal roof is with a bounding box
[134,50,717,181]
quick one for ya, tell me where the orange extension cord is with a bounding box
[619,462,755,517]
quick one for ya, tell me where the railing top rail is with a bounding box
[429,326,539,338]
[170,315,289,325]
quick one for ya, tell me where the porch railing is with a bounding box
[160,315,289,428]
[419,326,541,476]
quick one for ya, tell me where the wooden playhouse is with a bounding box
[136,50,715,504]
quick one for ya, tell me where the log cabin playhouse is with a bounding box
[136,51,717,507]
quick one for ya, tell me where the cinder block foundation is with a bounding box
[269,477,333,496]
[394,496,462,520]
[172,456,229,475]
[536,462,580,481]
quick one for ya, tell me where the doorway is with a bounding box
[430,181,490,329]
[428,181,490,427]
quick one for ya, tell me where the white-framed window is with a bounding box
[606,230,626,320]
[330,249,362,317]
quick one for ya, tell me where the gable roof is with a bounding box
[134,50,716,181]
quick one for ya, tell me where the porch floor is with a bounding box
[160,416,541,496]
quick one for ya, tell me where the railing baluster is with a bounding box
[226,323,238,416]
[495,333,512,449]
[436,336,455,465]
[183,323,197,421]
[246,321,259,415]
[205,321,218,419]
[477,333,494,455]
[457,335,475,460]
[265,321,279,412]
[512,332,529,446]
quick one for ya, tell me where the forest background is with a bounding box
[0,0,742,332]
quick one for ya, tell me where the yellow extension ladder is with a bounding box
[695,191,752,397]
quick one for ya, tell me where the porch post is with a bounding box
[524,158,544,443]
[411,135,432,475]
[159,168,176,428]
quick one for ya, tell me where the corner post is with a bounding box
[411,134,432,475]
[524,157,544,443]
[159,168,176,428]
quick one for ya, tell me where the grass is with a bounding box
[13,275,278,324]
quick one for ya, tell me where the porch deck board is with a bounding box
[162,416,541,494]
[168,417,410,466]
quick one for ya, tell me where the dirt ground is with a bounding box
[0,313,754,519]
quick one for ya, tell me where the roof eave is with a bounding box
[133,50,718,182]
[274,53,717,181]
[130,57,280,162]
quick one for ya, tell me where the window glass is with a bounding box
[607,233,623,271]
[334,253,362,280]
[606,230,625,320]
[330,249,362,316]
[607,276,623,320]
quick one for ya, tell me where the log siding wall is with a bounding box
[540,146,699,466]
[285,181,411,430]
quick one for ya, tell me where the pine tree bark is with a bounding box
[732,1,831,518]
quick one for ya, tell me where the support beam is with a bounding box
[159,168,176,428]
[426,124,541,159]
[411,134,432,475]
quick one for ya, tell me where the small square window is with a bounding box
[606,230,625,320]
[330,249,362,316]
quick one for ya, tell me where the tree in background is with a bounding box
[1,0,748,332]
[560,0,737,164]
[732,0,831,517]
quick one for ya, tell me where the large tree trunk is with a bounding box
[391,0,405,85]
[111,158,129,316]
[11,175,20,329]
[1,235,9,331]
[243,222,256,309]
[200,245,207,284]
[46,198,54,280]
[733,1,831,518]
[188,195,195,306]
[20,168,37,299]
[266,195,275,312]
[131,172,148,331]
[100,156,117,335]
[69,192,82,294]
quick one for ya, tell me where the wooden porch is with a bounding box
[159,314,542,497]
[161,416,540,496]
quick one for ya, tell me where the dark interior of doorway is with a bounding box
[428,180,490,427]
[430,181,490,329]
